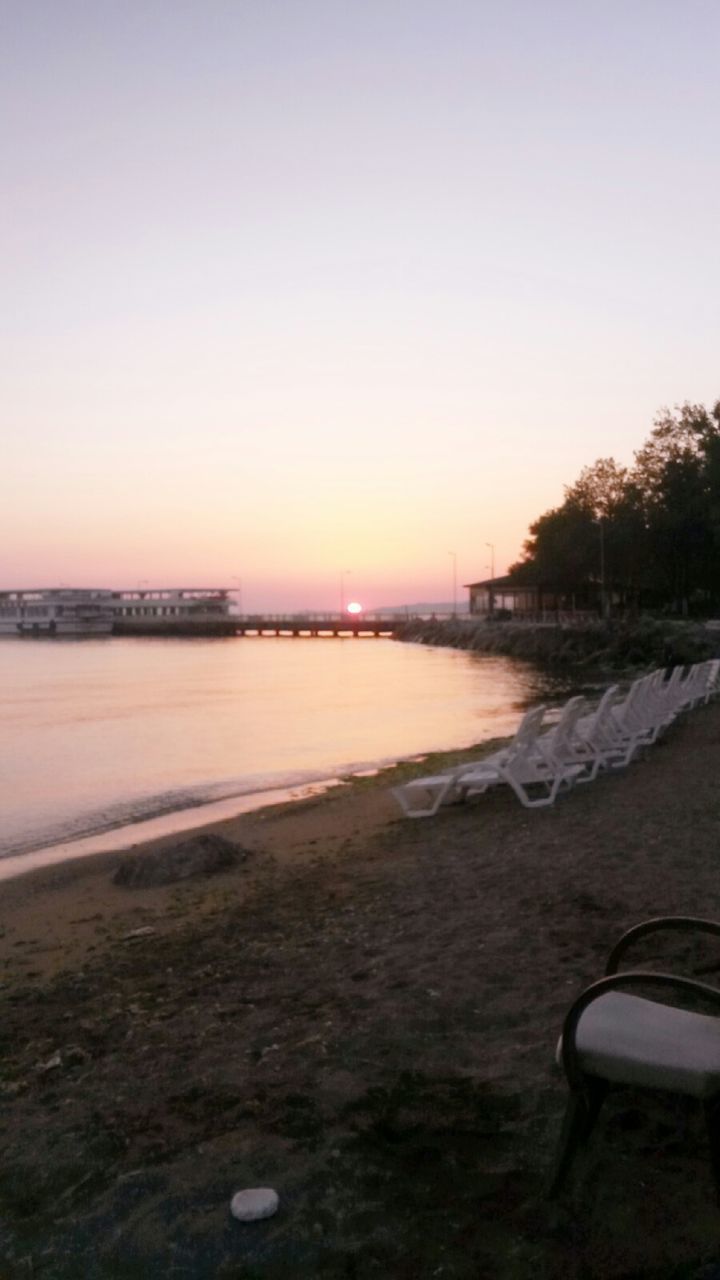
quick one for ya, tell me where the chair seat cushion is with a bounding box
[560,991,720,1098]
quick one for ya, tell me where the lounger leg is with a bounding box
[503,774,552,808]
[512,774,566,809]
[392,775,456,818]
[573,760,597,784]
[548,1082,607,1198]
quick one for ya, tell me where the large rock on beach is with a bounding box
[112,833,247,888]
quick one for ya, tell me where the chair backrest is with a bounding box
[547,696,587,743]
[679,660,715,707]
[613,673,658,731]
[699,660,720,705]
[540,697,588,762]
[510,705,547,753]
[578,685,620,744]
[657,665,684,714]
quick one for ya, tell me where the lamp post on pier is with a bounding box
[486,543,495,616]
[340,569,351,616]
[593,518,607,619]
[448,551,457,616]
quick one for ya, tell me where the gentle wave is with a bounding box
[0,762,390,860]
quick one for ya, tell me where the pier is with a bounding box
[233,613,400,637]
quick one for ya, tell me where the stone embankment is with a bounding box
[393,616,720,670]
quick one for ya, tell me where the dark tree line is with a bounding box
[509,401,720,616]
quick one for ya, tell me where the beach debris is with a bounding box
[257,1042,281,1063]
[122,926,157,941]
[63,1045,90,1066]
[33,1043,89,1073]
[36,1051,62,1073]
[112,834,247,888]
[230,1187,279,1222]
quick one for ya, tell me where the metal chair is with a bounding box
[549,916,720,1199]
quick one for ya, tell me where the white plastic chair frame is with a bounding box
[549,916,720,1201]
[457,741,584,810]
[396,704,584,815]
[392,662,720,820]
[611,672,672,744]
[538,695,606,783]
[392,705,547,818]
[575,685,646,769]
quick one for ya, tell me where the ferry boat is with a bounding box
[110,588,232,622]
[0,589,115,637]
[0,587,235,638]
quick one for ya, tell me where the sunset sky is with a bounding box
[3,1,719,611]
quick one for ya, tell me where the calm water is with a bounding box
[0,636,576,865]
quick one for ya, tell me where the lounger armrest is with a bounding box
[560,970,720,1089]
[605,916,720,975]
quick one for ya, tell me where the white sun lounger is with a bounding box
[455,741,585,809]
[536,695,606,783]
[391,705,547,818]
[392,702,585,816]
[392,659,720,820]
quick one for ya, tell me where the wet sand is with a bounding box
[2,712,720,1277]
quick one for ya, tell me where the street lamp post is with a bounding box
[599,519,607,619]
[340,570,351,616]
[486,543,495,616]
[448,552,457,616]
[593,519,607,619]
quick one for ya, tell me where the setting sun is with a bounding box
[346,602,363,615]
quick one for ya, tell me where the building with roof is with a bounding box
[465,575,599,619]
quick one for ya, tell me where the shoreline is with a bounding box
[0,735,507,982]
[2,634,549,883]
[0,778,346,884]
[0,753,427,987]
[3,707,720,1275]
[0,734,510,885]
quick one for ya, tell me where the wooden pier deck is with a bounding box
[233,613,400,637]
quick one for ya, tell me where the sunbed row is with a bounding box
[392,659,720,818]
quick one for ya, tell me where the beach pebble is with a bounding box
[230,1188,279,1222]
[36,1052,63,1073]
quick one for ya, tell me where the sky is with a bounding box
[2,0,719,611]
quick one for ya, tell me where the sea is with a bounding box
[0,635,581,878]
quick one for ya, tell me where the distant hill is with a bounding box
[371,601,469,617]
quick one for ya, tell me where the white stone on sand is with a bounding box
[230,1187,279,1222]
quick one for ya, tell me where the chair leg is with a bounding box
[548,1081,607,1198]
[505,774,554,809]
[392,776,455,818]
[704,1097,720,1204]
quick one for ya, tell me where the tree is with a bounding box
[631,403,720,613]
[511,458,645,610]
[509,400,720,616]
[509,498,604,615]
[566,457,630,518]
[565,459,646,610]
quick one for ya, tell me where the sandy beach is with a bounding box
[3,707,720,1278]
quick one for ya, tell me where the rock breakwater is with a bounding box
[394,617,720,670]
